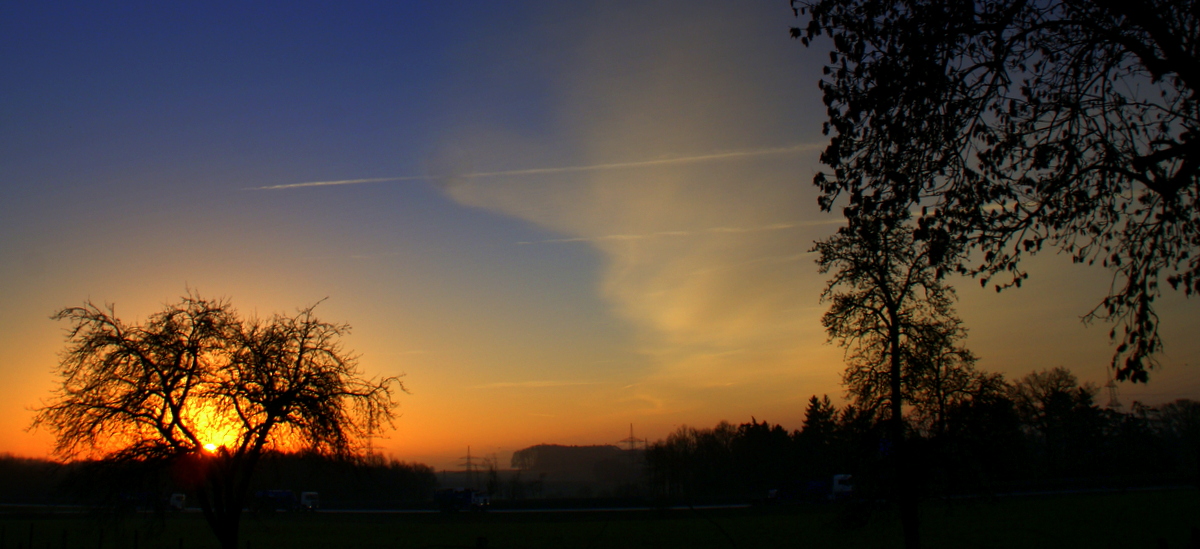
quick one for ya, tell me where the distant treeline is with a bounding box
[645,367,1200,502]
[0,454,65,505]
[0,451,436,509]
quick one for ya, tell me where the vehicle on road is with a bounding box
[434,488,489,512]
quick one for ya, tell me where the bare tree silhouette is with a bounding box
[31,292,402,549]
[905,317,1004,438]
[814,217,966,549]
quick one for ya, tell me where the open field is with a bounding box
[1,488,1196,549]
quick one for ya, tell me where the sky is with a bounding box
[2,1,1197,471]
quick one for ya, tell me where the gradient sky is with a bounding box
[2,1,1197,471]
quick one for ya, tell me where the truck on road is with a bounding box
[434,488,489,512]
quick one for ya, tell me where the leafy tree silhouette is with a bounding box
[31,292,402,549]
[1009,367,1105,476]
[792,0,1199,381]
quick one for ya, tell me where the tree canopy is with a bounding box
[815,219,967,425]
[32,292,402,549]
[793,0,1199,381]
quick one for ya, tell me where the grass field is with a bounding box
[1,488,1196,549]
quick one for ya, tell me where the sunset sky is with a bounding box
[2,1,1197,471]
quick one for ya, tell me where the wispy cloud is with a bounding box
[470,380,600,390]
[244,143,823,191]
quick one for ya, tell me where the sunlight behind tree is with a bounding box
[30,291,403,549]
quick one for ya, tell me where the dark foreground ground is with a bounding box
[1,488,1196,549]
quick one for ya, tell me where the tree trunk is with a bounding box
[195,452,255,549]
[198,487,242,549]
[889,315,920,549]
[215,516,239,549]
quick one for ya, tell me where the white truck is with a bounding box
[299,491,319,511]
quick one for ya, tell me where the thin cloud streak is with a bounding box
[246,143,823,191]
[516,220,845,245]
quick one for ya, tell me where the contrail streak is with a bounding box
[461,143,821,178]
[248,176,429,191]
[246,143,822,191]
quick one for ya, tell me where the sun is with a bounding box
[189,402,240,452]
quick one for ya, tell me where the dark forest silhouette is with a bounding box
[644,383,1199,504]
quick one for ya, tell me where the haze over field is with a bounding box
[2,1,1197,471]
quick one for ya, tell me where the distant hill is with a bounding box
[511,444,641,485]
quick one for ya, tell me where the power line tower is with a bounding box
[459,446,479,488]
[617,424,647,489]
[1104,370,1122,410]
[618,423,646,451]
